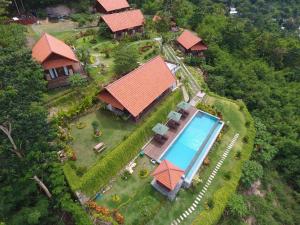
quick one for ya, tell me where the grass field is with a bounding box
[70,109,137,168]
[93,94,252,225]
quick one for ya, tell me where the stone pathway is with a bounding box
[170,133,240,225]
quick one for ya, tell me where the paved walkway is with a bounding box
[170,133,240,225]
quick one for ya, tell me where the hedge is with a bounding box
[191,100,255,225]
[78,90,183,195]
[63,163,82,191]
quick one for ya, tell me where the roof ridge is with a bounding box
[102,8,141,18]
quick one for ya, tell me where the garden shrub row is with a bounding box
[191,100,256,225]
[79,90,183,195]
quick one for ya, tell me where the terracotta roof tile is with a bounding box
[32,33,78,63]
[101,9,144,32]
[177,29,202,50]
[96,0,129,12]
[151,160,184,190]
[98,56,176,117]
[190,42,208,51]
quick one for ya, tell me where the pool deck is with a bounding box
[144,107,198,161]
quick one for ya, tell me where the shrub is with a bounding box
[206,198,214,209]
[138,168,149,178]
[235,151,242,159]
[76,166,88,177]
[113,211,125,224]
[121,170,131,180]
[243,135,249,143]
[111,194,121,204]
[241,160,263,188]
[79,91,182,195]
[227,194,248,218]
[76,121,86,129]
[223,171,232,180]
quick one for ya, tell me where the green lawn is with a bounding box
[94,94,251,225]
[70,109,137,168]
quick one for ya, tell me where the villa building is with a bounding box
[176,29,208,56]
[98,56,177,120]
[95,0,130,14]
[100,9,145,39]
[32,33,83,89]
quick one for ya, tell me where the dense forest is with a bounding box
[1,0,299,224]
[0,8,91,225]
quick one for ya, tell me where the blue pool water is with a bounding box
[160,111,223,184]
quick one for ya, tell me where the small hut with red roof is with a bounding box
[95,0,130,14]
[151,160,184,200]
[32,33,83,89]
[176,29,208,56]
[100,9,145,39]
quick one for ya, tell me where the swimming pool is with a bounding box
[159,111,224,186]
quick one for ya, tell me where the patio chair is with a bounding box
[154,134,167,144]
[167,120,179,129]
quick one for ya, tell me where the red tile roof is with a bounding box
[190,42,208,51]
[98,56,176,118]
[101,9,144,32]
[151,160,184,191]
[177,29,203,50]
[32,33,78,63]
[96,0,129,12]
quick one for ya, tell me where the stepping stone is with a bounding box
[188,208,192,213]
[200,191,205,195]
[196,197,201,201]
[193,203,197,207]
[186,211,190,215]
[183,213,187,218]
[195,200,199,204]
[177,218,181,223]
[180,215,184,220]
[191,206,195,210]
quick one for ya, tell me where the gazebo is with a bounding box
[177,101,191,118]
[152,123,169,144]
[167,111,182,129]
[151,160,184,200]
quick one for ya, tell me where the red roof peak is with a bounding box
[101,9,144,32]
[32,33,78,63]
[151,160,184,190]
[177,29,203,50]
[97,0,129,12]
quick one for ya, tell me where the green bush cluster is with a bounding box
[56,92,98,125]
[61,200,93,225]
[78,91,182,195]
[191,100,256,225]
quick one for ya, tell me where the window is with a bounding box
[49,68,58,79]
[63,66,69,76]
